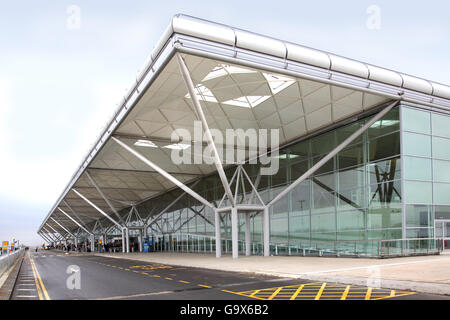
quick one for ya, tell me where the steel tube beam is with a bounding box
[42,227,58,242]
[72,189,123,229]
[111,136,214,209]
[62,200,89,229]
[231,207,238,259]
[58,208,93,236]
[268,100,399,207]
[85,171,126,225]
[50,217,75,238]
[176,53,235,206]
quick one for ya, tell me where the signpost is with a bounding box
[2,241,8,255]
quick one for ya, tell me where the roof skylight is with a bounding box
[163,143,191,150]
[262,73,296,95]
[202,64,256,81]
[185,84,218,103]
[222,95,271,108]
[134,139,158,148]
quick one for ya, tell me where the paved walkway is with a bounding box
[95,251,450,296]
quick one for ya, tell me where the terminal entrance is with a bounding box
[435,220,450,250]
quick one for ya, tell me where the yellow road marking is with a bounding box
[314,283,326,300]
[268,287,283,300]
[153,275,160,277]
[340,285,351,300]
[290,285,304,300]
[178,280,190,284]
[198,284,212,288]
[365,288,372,300]
[29,257,43,300]
[165,277,173,280]
[30,257,50,300]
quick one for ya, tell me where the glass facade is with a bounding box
[124,103,448,257]
[401,105,450,240]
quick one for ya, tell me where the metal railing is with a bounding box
[154,234,443,258]
[0,248,25,278]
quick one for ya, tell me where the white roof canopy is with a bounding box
[39,14,450,235]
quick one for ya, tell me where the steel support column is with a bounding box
[263,207,270,257]
[231,207,238,259]
[245,213,251,256]
[215,209,221,258]
[176,53,234,206]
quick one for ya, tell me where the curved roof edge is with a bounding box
[136,14,450,100]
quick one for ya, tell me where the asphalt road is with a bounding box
[11,250,450,300]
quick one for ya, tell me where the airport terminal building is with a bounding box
[38,15,450,258]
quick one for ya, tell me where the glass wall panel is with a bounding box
[311,131,335,157]
[368,157,401,185]
[433,183,450,205]
[368,180,402,207]
[432,160,450,183]
[337,187,365,211]
[338,143,364,170]
[432,137,450,160]
[368,108,399,139]
[406,228,433,238]
[402,107,431,134]
[368,132,400,162]
[367,206,402,229]
[290,181,310,216]
[337,210,365,231]
[404,156,432,181]
[432,113,450,138]
[311,213,335,233]
[404,181,432,204]
[403,132,431,157]
[289,215,310,235]
[338,165,365,191]
[435,205,450,219]
[405,205,433,228]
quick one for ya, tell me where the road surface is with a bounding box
[10,250,449,300]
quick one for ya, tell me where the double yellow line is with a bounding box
[29,255,50,300]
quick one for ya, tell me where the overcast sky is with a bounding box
[0,1,449,246]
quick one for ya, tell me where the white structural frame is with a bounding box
[38,14,450,260]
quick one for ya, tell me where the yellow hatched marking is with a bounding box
[314,283,327,300]
[365,288,373,300]
[290,285,304,300]
[268,287,283,300]
[340,285,351,300]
